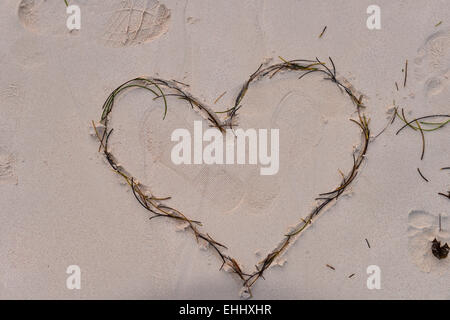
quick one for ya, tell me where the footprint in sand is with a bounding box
[18,0,68,35]
[102,0,170,47]
[0,149,17,185]
[193,166,245,214]
[240,174,280,214]
[407,210,450,273]
[139,103,245,215]
[414,29,450,100]
[18,0,170,47]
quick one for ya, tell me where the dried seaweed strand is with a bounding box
[417,168,429,182]
[415,120,425,160]
[172,79,190,87]
[396,114,450,134]
[372,106,397,139]
[396,115,450,132]
[214,91,227,104]
[439,192,450,199]
[319,26,327,38]
[403,60,408,87]
[395,110,449,160]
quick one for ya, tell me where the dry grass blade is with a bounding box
[417,168,429,182]
[214,91,227,104]
[396,114,450,134]
[415,120,425,160]
[403,59,408,87]
[319,26,327,38]
[372,106,397,139]
[395,110,449,160]
[438,192,450,199]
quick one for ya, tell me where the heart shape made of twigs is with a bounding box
[92,57,370,298]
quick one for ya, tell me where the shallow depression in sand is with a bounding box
[139,104,246,214]
[414,29,450,101]
[0,149,17,185]
[407,210,450,273]
[102,0,170,47]
[18,0,67,35]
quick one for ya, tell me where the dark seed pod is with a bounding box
[431,238,449,260]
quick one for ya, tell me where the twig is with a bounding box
[326,264,335,270]
[372,106,397,139]
[365,238,371,248]
[415,120,425,160]
[417,168,429,182]
[319,26,327,38]
[439,192,450,199]
[172,79,190,87]
[395,111,449,160]
[403,60,408,87]
[396,113,450,133]
[214,91,227,104]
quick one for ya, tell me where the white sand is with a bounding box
[0,0,449,299]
